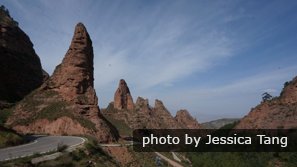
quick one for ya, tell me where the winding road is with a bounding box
[0,135,85,161]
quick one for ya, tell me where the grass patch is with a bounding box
[37,101,69,121]
[219,121,239,129]
[187,152,297,167]
[0,127,24,148]
[0,107,13,126]
[76,116,96,131]
[21,90,42,112]
[103,114,132,136]
[126,147,164,167]
[16,100,96,131]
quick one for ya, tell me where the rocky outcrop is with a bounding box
[236,76,297,129]
[7,23,118,142]
[114,79,134,110]
[175,110,201,129]
[0,7,46,109]
[151,99,181,128]
[104,90,202,130]
[135,97,150,112]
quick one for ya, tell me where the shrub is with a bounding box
[57,142,68,152]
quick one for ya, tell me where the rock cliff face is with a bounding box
[114,79,134,110]
[0,7,47,109]
[7,23,118,142]
[175,110,201,129]
[236,76,297,129]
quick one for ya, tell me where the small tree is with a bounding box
[284,81,290,88]
[262,92,273,102]
[57,142,68,152]
[0,5,9,16]
[0,5,5,11]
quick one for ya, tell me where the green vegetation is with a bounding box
[105,102,120,112]
[42,90,59,97]
[16,94,96,131]
[103,114,132,136]
[37,139,118,167]
[262,92,273,102]
[0,107,13,126]
[284,81,290,88]
[126,146,166,167]
[76,116,97,131]
[187,152,297,167]
[38,101,69,120]
[21,90,43,113]
[57,142,68,152]
[219,121,239,129]
[0,127,24,148]
[1,149,58,167]
[2,156,35,167]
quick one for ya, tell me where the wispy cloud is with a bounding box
[92,2,235,90]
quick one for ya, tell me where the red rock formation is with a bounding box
[48,23,96,105]
[236,76,297,129]
[135,97,150,112]
[151,99,181,128]
[103,80,202,130]
[0,7,47,109]
[7,23,118,142]
[114,79,134,110]
[175,109,201,129]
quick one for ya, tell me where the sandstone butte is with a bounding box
[114,79,134,110]
[103,79,201,129]
[236,76,297,129]
[6,23,118,142]
[0,8,48,109]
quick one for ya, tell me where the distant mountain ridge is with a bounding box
[201,118,240,129]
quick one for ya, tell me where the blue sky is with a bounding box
[2,0,297,122]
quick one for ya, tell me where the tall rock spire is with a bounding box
[49,23,96,105]
[114,79,134,110]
